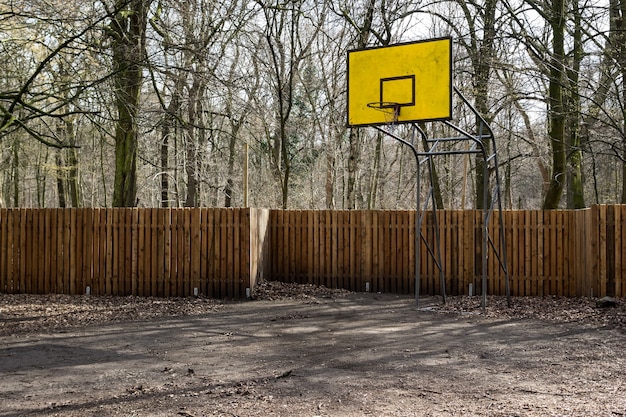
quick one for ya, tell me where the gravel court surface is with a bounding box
[0,291,625,416]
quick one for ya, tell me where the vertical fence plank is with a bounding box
[181,208,190,297]
[296,210,304,284]
[382,211,390,293]
[191,208,201,296]
[58,208,66,294]
[83,208,92,295]
[451,210,460,295]
[12,210,19,293]
[288,210,296,283]
[20,209,32,294]
[511,208,519,296]
[90,209,99,295]
[615,205,626,297]
[136,209,145,297]
[311,211,318,286]
[298,210,306,285]
[460,212,468,296]
[205,208,216,298]
[5,210,12,292]
[199,208,208,297]
[598,205,607,297]
[607,205,616,298]
[241,208,252,298]
[400,210,407,293]
[349,210,357,291]
[563,211,572,297]
[0,210,6,292]
[227,209,235,297]
[528,210,538,296]
[174,209,183,297]
[173,209,181,296]
[273,210,281,283]
[537,210,544,297]
[45,209,52,294]
[589,207,596,297]
[361,211,371,292]
[340,210,346,290]
[154,208,163,297]
[69,209,78,295]
[26,208,41,294]
[326,211,333,288]
[306,210,314,284]
[330,210,338,289]
[543,210,551,296]
[348,210,354,291]
[520,210,529,296]
[396,211,404,294]
[233,209,242,298]
[312,211,318,286]
[123,209,132,296]
[211,209,220,297]
[546,210,558,295]
[218,209,227,298]
[148,208,156,297]
[111,209,120,296]
[556,210,564,296]
[284,210,290,282]
[443,210,452,295]
[375,211,383,293]
[269,210,277,282]
[317,211,324,287]
[103,209,112,295]
[116,209,124,296]
[127,209,136,296]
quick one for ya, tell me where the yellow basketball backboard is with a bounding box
[347,37,453,127]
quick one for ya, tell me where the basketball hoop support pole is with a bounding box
[372,125,447,308]
[374,125,421,306]
[371,87,511,310]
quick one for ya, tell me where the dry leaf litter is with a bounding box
[1,281,624,336]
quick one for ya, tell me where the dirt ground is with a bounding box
[1,286,625,417]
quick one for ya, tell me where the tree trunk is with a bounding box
[346,0,375,210]
[11,141,19,207]
[159,85,180,208]
[280,120,291,209]
[565,0,585,209]
[542,0,566,209]
[110,0,151,207]
[346,129,361,209]
[184,78,202,208]
[620,0,626,203]
[367,133,382,209]
[225,131,238,208]
[470,0,496,209]
[160,122,170,208]
[325,149,336,209]
[56,150,67,208]
[64,117,80,208]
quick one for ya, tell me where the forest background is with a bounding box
[0,0,623,211]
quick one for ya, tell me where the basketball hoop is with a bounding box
[367,101,401,126]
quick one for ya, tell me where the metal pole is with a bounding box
[481,121,489,310]
[416,157,421,307]
[374,126,421,306]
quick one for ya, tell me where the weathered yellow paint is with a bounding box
[347,37,453,126]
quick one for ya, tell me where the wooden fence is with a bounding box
[0,208,269,298]
[267,206,625,298]
[0,206,624,298]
